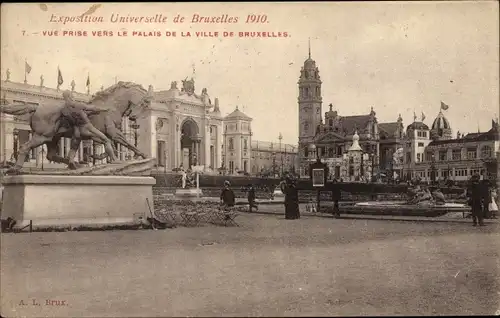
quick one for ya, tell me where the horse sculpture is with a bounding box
[0,81,152,173]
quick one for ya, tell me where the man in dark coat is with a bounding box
[283,176,300,219]
[467,175,484,226]
[331,179,341,218]
[247,184,258,212]
[220,180,235,208]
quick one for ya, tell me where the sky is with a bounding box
[1,2,499,145]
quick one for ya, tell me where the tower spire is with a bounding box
[308,37,311,59]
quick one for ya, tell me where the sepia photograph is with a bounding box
[0,2,499,316]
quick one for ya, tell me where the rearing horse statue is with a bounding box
[0,81,152,173]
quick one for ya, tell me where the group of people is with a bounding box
[466,175,498,226]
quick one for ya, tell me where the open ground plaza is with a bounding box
[1,212,499,317]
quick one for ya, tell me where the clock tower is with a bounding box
[298,39,322,167]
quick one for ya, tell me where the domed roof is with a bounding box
[406,122,429,131]
[431,111,451,130]
[225,106,252,121]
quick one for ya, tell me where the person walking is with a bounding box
[480,177,492,219]
[467,175,484,226]
[220,180,235,209]
[488,186,498,219]
[331,179,341,218]
[247,184,259,212]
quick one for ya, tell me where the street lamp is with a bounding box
[278,132,283,176]
[272,151,276,177]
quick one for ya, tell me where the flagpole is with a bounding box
[87,72,90,95]
[24,58,27,84]
[57,66,60,91]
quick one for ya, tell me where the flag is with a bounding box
[413,111,417,122]
[86,74,90,87]
[421,112,426,122]
[25,61,32,74]
[57,68,64,86]
[440,101,449,110]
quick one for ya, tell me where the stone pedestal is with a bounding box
[272,186,285,202]
[174,188,203,198]
[0,175,156,229]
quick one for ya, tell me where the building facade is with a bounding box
[251,140,299,176]
[137,78,223,172]
[221,106,253,174]
[404,111,499,182]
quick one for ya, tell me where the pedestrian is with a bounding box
[331,179,341,218]
[247,184,259,212]
[480,177,491,219]
[467,175,484,226]
[283,175,300,219]
[220,180,235,210]
[488,186,498,219]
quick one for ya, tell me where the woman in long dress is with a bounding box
[489,187,498,219]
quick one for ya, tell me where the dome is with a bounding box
[406,122,429,131]
[431,111,451,130]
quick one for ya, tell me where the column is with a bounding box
[65,138,71,158]
[197,140,201,165]
[59,139,64,157]
[79,142,83,162]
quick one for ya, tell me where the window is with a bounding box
[438,150,447,161]
[417,153,421,162]
[455,169,468,177]
[425,152,433,162]
[328,148,334,157]
[243,139,248,150]
[228,138,234,150]
[481,146,492,158]
[471,168,481,176]
[452,150,461,160]
[210,127,213,134]
[329,119,333,126]
[229,161,234,174]
[304,122,309,132]
[467,148,477,159]
[337,146,342,155]
[417,131,427,138]
[304,146,309,157]
[406,152,411,163]
[418,142,424,147]
[243,161,247,172]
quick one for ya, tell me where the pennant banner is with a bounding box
[58,68,64,86]
[25,61,32,74]
[440,101,449,110]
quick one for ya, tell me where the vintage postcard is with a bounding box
[1,2,499,317]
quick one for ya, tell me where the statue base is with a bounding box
[0,175,156,230]
[174,188,203,198]
[272,187,285,202]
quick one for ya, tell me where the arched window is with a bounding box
[481,146,492,158]
[329,119,333,126]
[243,139,248,150]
